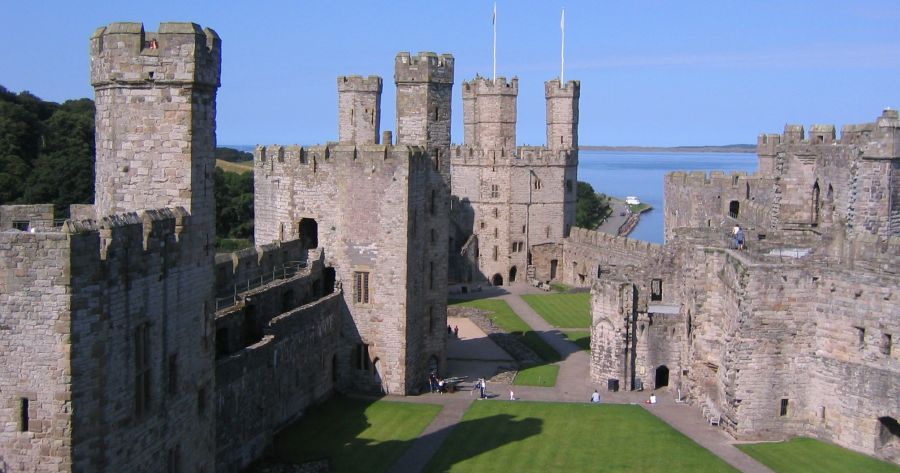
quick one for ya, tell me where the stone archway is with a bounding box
[509,266,517,283]
[655,365,670,389]
[877,416,900,459]
[491,273,504,286]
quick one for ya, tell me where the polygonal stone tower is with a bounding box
[91,21,221,238]
[395,52,454,179]
[545,79,580,150]
[462,76,519,150]
[337,75,382,144]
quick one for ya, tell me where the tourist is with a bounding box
[453,325,459,338]
[438,379,445,394]
[735,226,745,250]
[429,373,437,393]
[649,394,657,404]
[479,378,487,399]
[447,325,452,335]
[509,389,515,401]
[591,390,601,403]
[732,225,740,248]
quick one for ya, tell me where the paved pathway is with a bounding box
[388,284,774,473]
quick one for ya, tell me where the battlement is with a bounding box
[567,226,663,258]
[462,76,519,97]
[394,51,454,84]
[756,109,900,158]
[255,143,431,175]
[90,22,221,88]
[544,79,581,97]
[449,145,576,167]
[666,170,758,187]
[64,207,189,258]
[337,75,383,92]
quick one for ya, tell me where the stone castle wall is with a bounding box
[253,144,448,394]
[338,75,382,145]
[0,204,55,231]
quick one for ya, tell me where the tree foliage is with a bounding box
[214,167,254,240]
[575,181,611,230]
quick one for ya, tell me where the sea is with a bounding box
[578,150,758,243]
[223,145,759,244]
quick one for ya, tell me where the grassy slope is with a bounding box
[737,438,900,473]
[215,159,253,174]
[514,365,559,387]
[521,293,591,328]
[425,402,738,473]
[274,398,442,473]
[450,299,561,362]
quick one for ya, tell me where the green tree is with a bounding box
[576,181,611,230]
[214,167,254,241]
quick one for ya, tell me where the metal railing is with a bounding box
[215,260,307,311]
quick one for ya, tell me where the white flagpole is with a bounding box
[493,3,497,83]
[560,8,565,85]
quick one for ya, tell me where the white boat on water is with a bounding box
[625,196,641,205]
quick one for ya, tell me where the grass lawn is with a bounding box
[450,299,561,362]
[521,292,591,328]
[737,438,900,473]
[425,402,738,473]
[274,397,442,473]
[215,158,253,174]
[562,330,591,351]
[514,364,559,387]
[550,282,571,293]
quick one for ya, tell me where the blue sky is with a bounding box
[2,0,899,146]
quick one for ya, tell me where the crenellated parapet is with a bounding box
[64,207,190,261]
[90,22,221,89]
[255,143,431,175]
[567,226,663,260]
[394,51,454,84]
[448,145,576,167]
[461,76,519,97]
[337,75,382,92]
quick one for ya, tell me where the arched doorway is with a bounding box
[877,417,900,456]
[655,365,670,389]
[509,266,517,283]
[298,218,318,249]
[491,273,504,286]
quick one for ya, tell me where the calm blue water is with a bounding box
[578,150,758,243]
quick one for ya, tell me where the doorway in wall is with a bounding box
[655,365,670,389]
[491,273,504,286]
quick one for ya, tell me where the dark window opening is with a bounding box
[728,200,740,219]
[243,303,262,347]
[355,344,370,370]
[324,267,336,295]
[490,184,499,198]
[134,323,151,417]
[651,279,663,301]
[509,266,517,283]
[215,328,229,359]
[167,354,178,396]
[882,333,892,356]
[655,365,669,388]
[430,190,436,215]
[20,398,29,432]
[492,246,498,261]
[780,398,789,416]
[550,259,558,280]
[299,218,318,250]
[430,228,436,244]
[812,181,820,225]
[491,273,504,286]
[597,266,602,278]
[855,326,866,349]
[12,220,29,231]
[878,417,900,450]
[429,262,434,290]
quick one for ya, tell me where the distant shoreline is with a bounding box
[580,144,756,153]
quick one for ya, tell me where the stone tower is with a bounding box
[395,52,454,180]
[462,76,518,150]
[337,75,382,144]
[545,79,580,150]
[91,21,221,239]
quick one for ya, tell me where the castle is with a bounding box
[1,19,897,473]
[530,111,900,462]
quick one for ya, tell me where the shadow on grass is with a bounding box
[264,396,543,473]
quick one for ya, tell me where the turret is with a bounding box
[90,22,221,240]
[394,51,454,150]
[462,76,518,150]
[545,79,580,150]
[337,75,382,144]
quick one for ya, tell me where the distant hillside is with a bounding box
[581,144,756,153]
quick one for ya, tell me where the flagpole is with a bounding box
[560,8,565,85]
[493,3,497,83]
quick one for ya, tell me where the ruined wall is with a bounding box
[0,230,74,473]
[215,291,340,473]
[254,144,447,394]
[556,227,663,288]
[0,204,55,231]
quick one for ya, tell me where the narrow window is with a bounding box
[545,226,551,238]
[12,220,29,231]
[522,225,526,234]
[493,207,498,218]
[354,272,370,304]
[197,387,206,416]
[882,333,892,356]
[20,398,29,432]
[430,228,436,244]
[480,221,485,229]
[167,354,178,396]
[779,398,789,416]
[430,190,436,215]
[134,323,151,417]
[651,279,663,301]
[492,245,498,261]
[494,228,498,238]
[356,344,370,370]
[429,262,434,290]
[855,326,866,349]
[491,184,499,198]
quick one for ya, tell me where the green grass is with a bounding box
[274,397,442,473]
[521,292,591,328]
[514,364,559,387]
[628,202,652,213]
[450,299,561,362]
[562,330,591,351]
[737,438,900,473]
[215,237,253,252]
[549,282,571,293]
[425,402,738,473]
[215,158,253,174]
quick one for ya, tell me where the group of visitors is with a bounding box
[428,372,447,394]
[447,325,459,338]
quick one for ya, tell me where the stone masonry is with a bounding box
[533,111,899,464]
